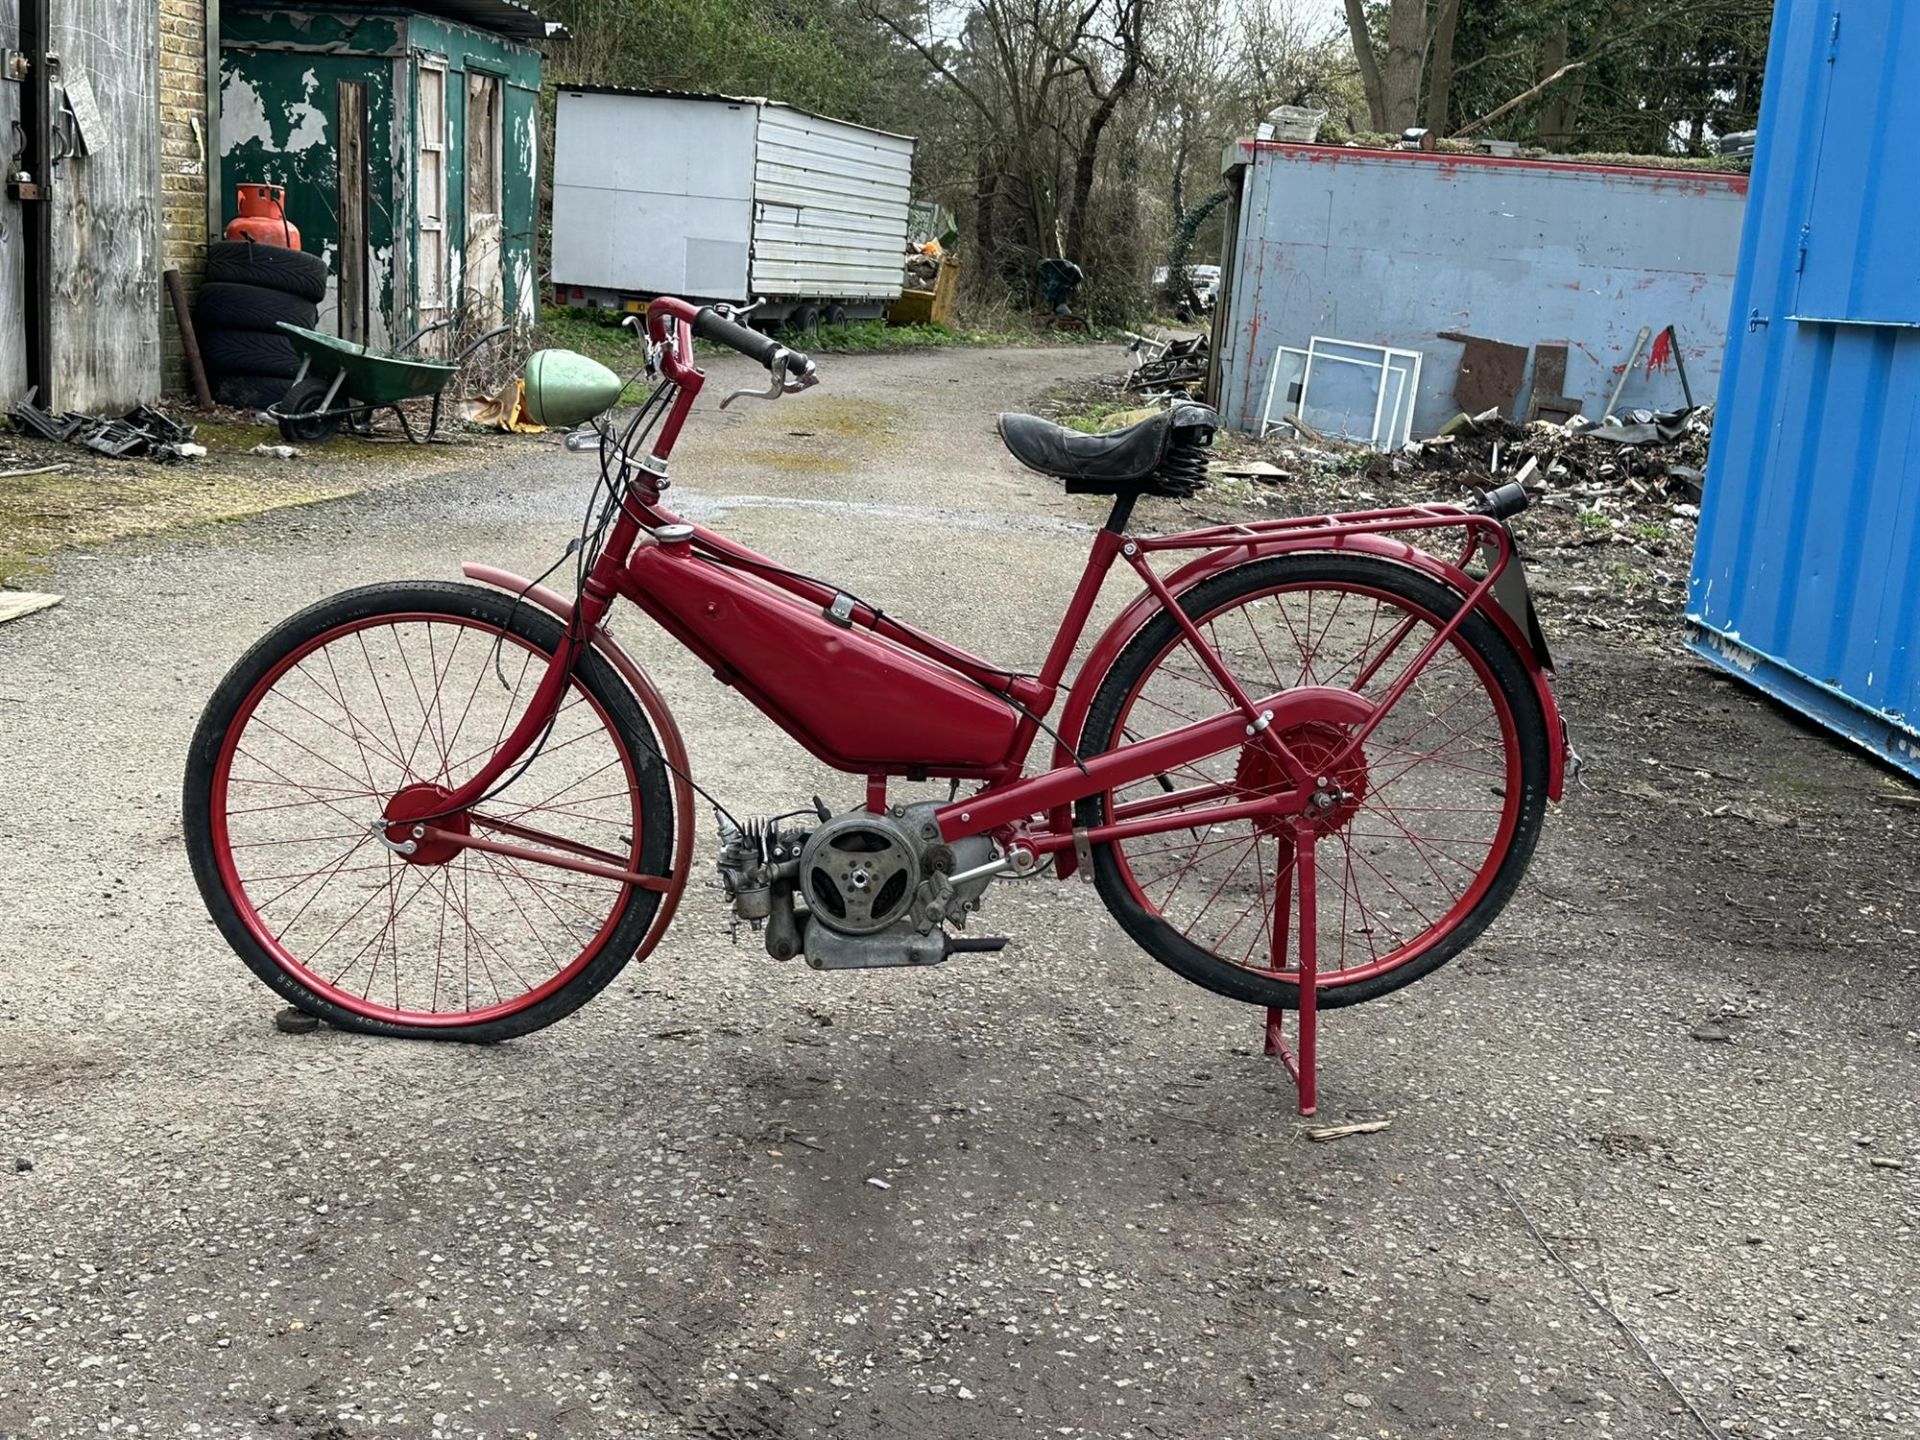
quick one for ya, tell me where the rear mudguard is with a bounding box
[460,563,695,957]
[1047,533,1567,875]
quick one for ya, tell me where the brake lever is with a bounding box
[618,314,665,380]
[719,348,820,409]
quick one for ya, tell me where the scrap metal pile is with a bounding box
[1398,405,1713,507]
[9,392,205,463]
[1123,333,1209,397]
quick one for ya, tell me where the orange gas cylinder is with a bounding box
[225,184,302,250]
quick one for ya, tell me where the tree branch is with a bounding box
[1452,56,1597,139]
[869,8,997,121]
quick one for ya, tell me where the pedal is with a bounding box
[943,934,1010,956]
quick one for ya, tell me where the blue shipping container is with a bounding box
[1688,0,1920,777]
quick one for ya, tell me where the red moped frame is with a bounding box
[423,297,1567,1113]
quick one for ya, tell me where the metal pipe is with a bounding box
[164,269,215,407]
[1606,325,1652,419]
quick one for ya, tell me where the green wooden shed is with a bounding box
[218,0,550,352]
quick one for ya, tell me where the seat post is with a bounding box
[1104,492,1137,533]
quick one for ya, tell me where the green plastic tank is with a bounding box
[522,350,624,427]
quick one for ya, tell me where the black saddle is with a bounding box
[998,402,1218,497]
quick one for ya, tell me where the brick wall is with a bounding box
[158,0,210,398]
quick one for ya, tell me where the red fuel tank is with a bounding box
[225,184,302,250]
[626,545,1019,774]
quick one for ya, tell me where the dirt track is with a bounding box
[1,344,1914,1438]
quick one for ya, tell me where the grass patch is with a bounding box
[535,305,1115,368]
[0,419,505,583]
[1055,398,1160,434]
[534,307,647,373]
[0,463,360,583]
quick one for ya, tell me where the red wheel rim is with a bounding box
[1103,578,1524,989]
[209,612,645,1025]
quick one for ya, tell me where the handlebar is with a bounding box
[644,297,817,405]
[694,307,793,369]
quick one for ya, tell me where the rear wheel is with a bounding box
[1078,554,1550,1010]
[183,582,675,1041]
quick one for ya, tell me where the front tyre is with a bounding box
[183,581,674,1041]
[1077,554,1551,1011]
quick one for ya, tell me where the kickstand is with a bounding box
[1263,818,1320,1117]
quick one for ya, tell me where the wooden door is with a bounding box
[336,80,369,344]
[463,71,503,326]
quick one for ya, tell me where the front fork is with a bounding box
[388,510,645,829]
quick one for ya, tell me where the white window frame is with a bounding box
[417,55,451,318]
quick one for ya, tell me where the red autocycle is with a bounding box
[184,299,1570,1113]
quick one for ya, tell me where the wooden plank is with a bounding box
[51,0,161,411]
[338,81,370,345]
[0,592,61,626]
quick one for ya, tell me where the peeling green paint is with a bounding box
[219,7,541,344]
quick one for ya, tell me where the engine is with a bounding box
[714,802,1004,969]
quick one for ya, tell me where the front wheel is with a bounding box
[276,376,342,445]
[183,581,675,1041]
[1078,554,1551,1011]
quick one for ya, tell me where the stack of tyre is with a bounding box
[196,239,330,411]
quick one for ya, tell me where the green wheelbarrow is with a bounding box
[268,319,510,445]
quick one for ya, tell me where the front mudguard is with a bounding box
[1048,533,1568,877]
[460,563,695,957]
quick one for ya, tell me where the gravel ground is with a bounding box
[0,344,1914,1439]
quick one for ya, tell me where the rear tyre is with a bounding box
[196,280,320,333]
[183,582,675,1042]
[1077,554,1550,1011]
[824,304,849,328]
[212,373,294,411]
[202,328,302,380]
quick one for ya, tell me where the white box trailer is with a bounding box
[551,88,917,326]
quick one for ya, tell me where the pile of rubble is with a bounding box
[903,249,942,289]
[9,392,205,463]
[1397,405,1711,507]
[1187,400,1721,651]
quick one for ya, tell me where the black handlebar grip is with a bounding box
[1476,481,1532,521]
[692,307,784,368]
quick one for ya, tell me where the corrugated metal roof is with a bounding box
[555,85,916,143]
[232,0,556,40]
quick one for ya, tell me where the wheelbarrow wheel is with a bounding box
[277,377,342,445]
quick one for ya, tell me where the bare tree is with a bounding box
[873,0,1151,273]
